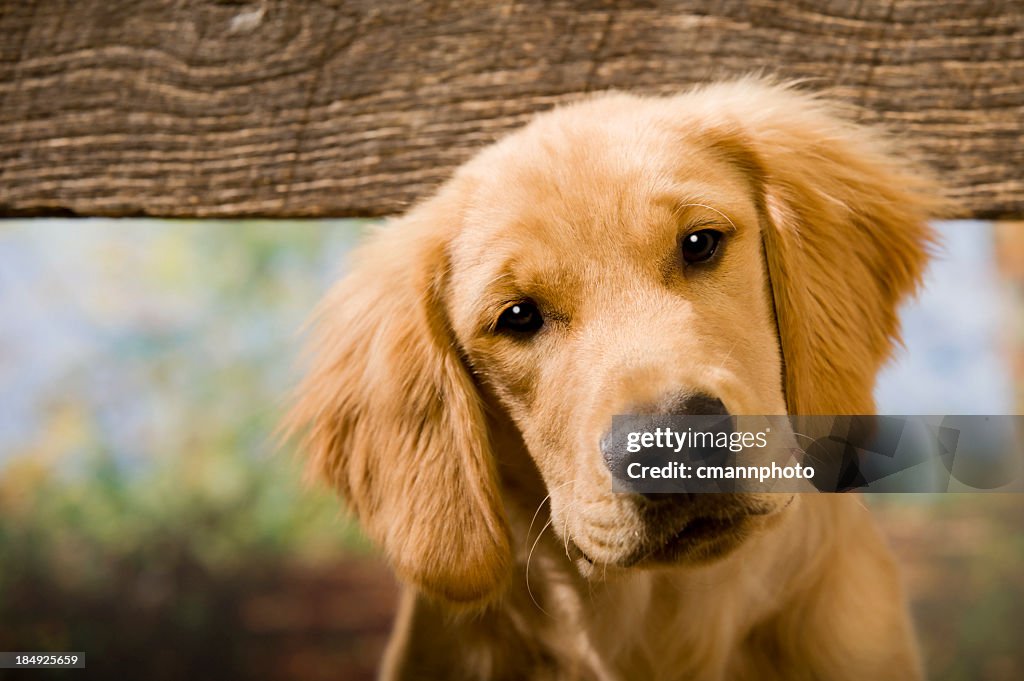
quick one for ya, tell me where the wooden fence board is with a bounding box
[1,1,1021,218]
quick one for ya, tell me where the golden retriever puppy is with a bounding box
[287,79,944,680]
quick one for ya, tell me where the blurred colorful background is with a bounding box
[0,220,1021,680]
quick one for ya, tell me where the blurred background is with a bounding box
[0,219,1021,681]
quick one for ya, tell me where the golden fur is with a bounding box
[286,79,945,680]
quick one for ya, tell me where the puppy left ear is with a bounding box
[700,81,949,414]
[284,187,513,604]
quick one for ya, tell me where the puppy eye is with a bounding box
[680,229,723,264]
[496,300,544,335]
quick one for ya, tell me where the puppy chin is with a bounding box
[568,498,794,578]
[577,525,749,575]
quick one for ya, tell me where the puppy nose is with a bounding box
[601,392,731,500]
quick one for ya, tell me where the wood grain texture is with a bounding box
[1,0,1021,219]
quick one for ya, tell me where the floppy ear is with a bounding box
[285,187,512,604]
[701,82,946,414]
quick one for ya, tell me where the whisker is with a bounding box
[525,480,573,552]
[563,482,581,559]
[525,515,556,616]
[527,495,553,549]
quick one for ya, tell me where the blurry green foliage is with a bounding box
[0,221,382,677]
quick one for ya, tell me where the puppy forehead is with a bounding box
[446,108,755,292]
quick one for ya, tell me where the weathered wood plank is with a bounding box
[1,1,1021,219]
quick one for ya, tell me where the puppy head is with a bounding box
[288,80,942,598]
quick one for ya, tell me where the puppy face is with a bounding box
[445,105,790,569]
[288,80,940,603]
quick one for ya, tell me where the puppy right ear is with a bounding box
[284,187,512,604]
